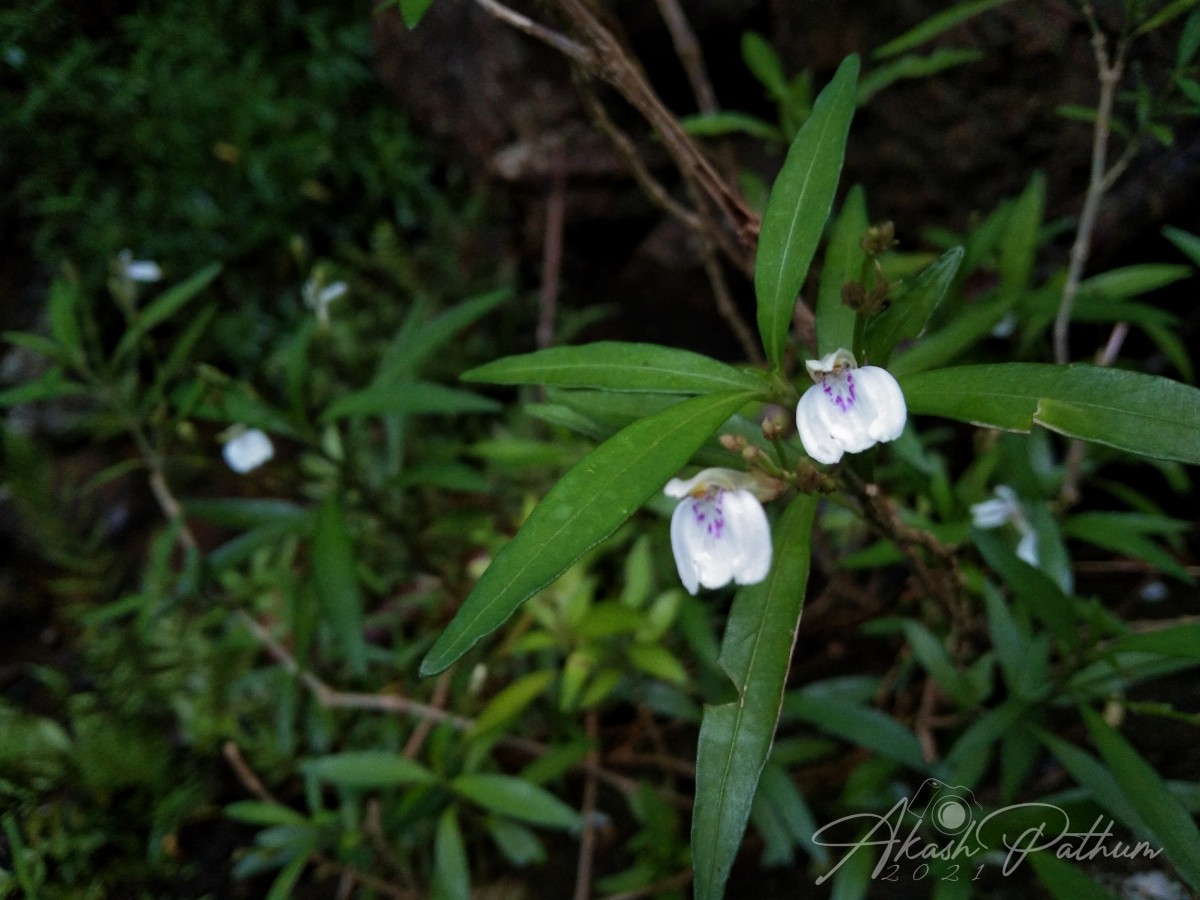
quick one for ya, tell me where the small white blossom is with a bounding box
[117,249,163,283]
[663,467,772,595]
[970,485,1038,566]
[795,348,906,465]
[303,277,348,326]
[222,427,274,474]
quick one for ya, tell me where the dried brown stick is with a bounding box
[235,610,670,805]
[573,710,601,900]
[654,0,718,113]
[538,154,568,352]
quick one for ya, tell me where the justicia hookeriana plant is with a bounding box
[413,52,1200,900]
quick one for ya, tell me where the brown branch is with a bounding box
[537,154,568,352]
[403,670,452,758]
[553,0,760,268]
[471,0,593,64]
[1057,5,1132,504]
[654,0,717,113]
[235,610,680,806]
[223,741,418,900]
[573,70,705,233]
[573,711,601,900]
[840,471,970,649]
[1052,5,1127,365]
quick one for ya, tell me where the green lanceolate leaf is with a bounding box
[312,495,368,675]
[379,288,510,380]
[901,363,1200,464]
[431,807,469,900]
[873,0,1014,58]
[398,0,437,29]
[112,262,222,363]
[321,380,500,421]
[449,773,581,830]
[756,55,860,368]
[815,185,868,358]
[462,342,767,395]
[303,751,436,789]
[865,246,962,366]
[692,494,817,900]
[420,391,759,675]
[1081,707,1200,890]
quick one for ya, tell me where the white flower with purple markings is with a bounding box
[795,348,906,465]
[663,468,772,595]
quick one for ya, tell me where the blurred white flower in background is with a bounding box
[303,276,348,327]
[222,426,274,474]
[970,485,1038,566]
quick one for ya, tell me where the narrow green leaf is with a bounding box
[463,342,767,395]
[680,111,782,141]
[148,304,216,402]
[312,495,367,675]
[47,278,85,365]
[379,288,509,380]
[742,31,788,100]
[399,0,437,29]
[302,751,436,789]
[431,807,470,900]
[185,498,310,529]
[1163,225,1200,267]
[224,801,309,828]
[756,55,860,368]
[4,330,68,361]
[1082,707,1200,889]
[692,494,817,900]
[1040,731,1153,836]
[0,369,87,407]
[468,671,556,738]
[1179,11,1200,66]
[1079,264,1191,300]
[890,296,1016,376]
[865,246,962,366]
[265,854,309,900]
[113,263,222,362]
[1000,172,1045,297]
[322,380,500,421]
[815,185,868,357]
[1110,622,1200,660]
[486,817,546,866]
[449,773,581,830]
[420,391,758,675]
[857,49,983,104]
[873,0,1014,58]
[785,693,927,770]
[901,363,1200,464]
[1133,0,1200,36]
[899,619,981,707]
[1064,512,1194,583]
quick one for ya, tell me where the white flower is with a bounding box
[116,249,163,283]
[795,349,906,465]
[303,277,348,326]
[663,467,772,595]
[222,427,274,474]
[970,485,1038,566]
